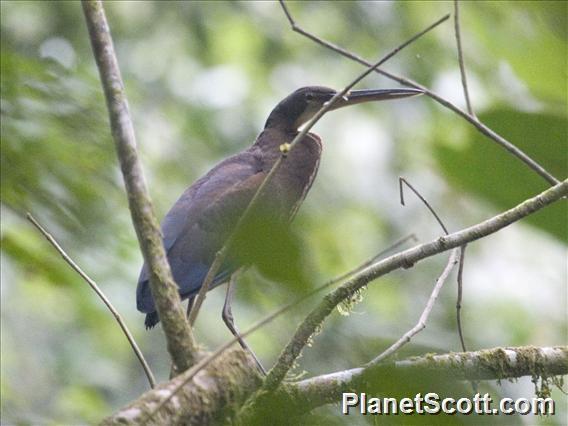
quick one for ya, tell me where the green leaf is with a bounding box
[466,1,567,106]
[436,108,567,242]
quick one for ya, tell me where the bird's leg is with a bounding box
[186,294,196,319]
[222,275,267,375]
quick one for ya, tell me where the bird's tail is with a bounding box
[145,312,160,329]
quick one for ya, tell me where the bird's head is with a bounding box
[264,85,422,131]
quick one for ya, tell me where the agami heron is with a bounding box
[136,86,422,372]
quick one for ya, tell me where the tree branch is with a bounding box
[81,0,196,372]
[278,0,560,186]
[451,0,475,358]
[107,345,565,424]
[453,0,475,116]
[101,349,261,426]
[26,213,156,389]
[260,179,567,393]
[367,248,460,365]
[456,244,468,352]
[284,345,568,415]
[362,179,457,365]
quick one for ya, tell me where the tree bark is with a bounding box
[102,345,567,425]
[82,0,197,372]
[102,349,262,425]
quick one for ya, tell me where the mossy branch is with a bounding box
[276,345,568,416]
[102,345,566,424]
[101,349,262,426]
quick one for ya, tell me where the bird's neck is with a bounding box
[264,103,296,130]
[253,127,321,167]
[254,127,298,152]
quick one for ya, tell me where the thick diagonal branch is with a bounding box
[261,179,567,392]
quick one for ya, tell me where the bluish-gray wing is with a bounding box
[163,171,267,297]
[136,152,262,313]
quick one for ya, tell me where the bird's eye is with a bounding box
[305,93,314,101]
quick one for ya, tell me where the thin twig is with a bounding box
[399,178,449,234]
[186,13,447,327]
[453,0,475,116]
[284,13,447,153]
[26,213,157,389]
[278,0,560,186]
[455,243,478,393]
[367,248,460,365]
[364,179,453,364]
[454,0,477,382]
[81,0,197,371]
[456,244,468,352]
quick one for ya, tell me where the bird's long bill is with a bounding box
[328,88,423,110]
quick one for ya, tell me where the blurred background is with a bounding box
[1,1,566,424]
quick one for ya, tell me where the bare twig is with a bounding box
[26,213,156,389]
[399,178,449,234]
[259,179,567,393]
[186,13,446,327]
[363,179,455,365]
[456,244,478,394]
[81,0,197,372]
[278,1,560,186]
[456,244,468,352]
[367,248,460,365]
[453,0,475,116]
[283,13,446,153]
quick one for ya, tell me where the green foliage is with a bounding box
[1,1,566,424]
[232,212,313,295]
[0,50,121,244]
[466,1,567,105]
[436,109,567,241]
